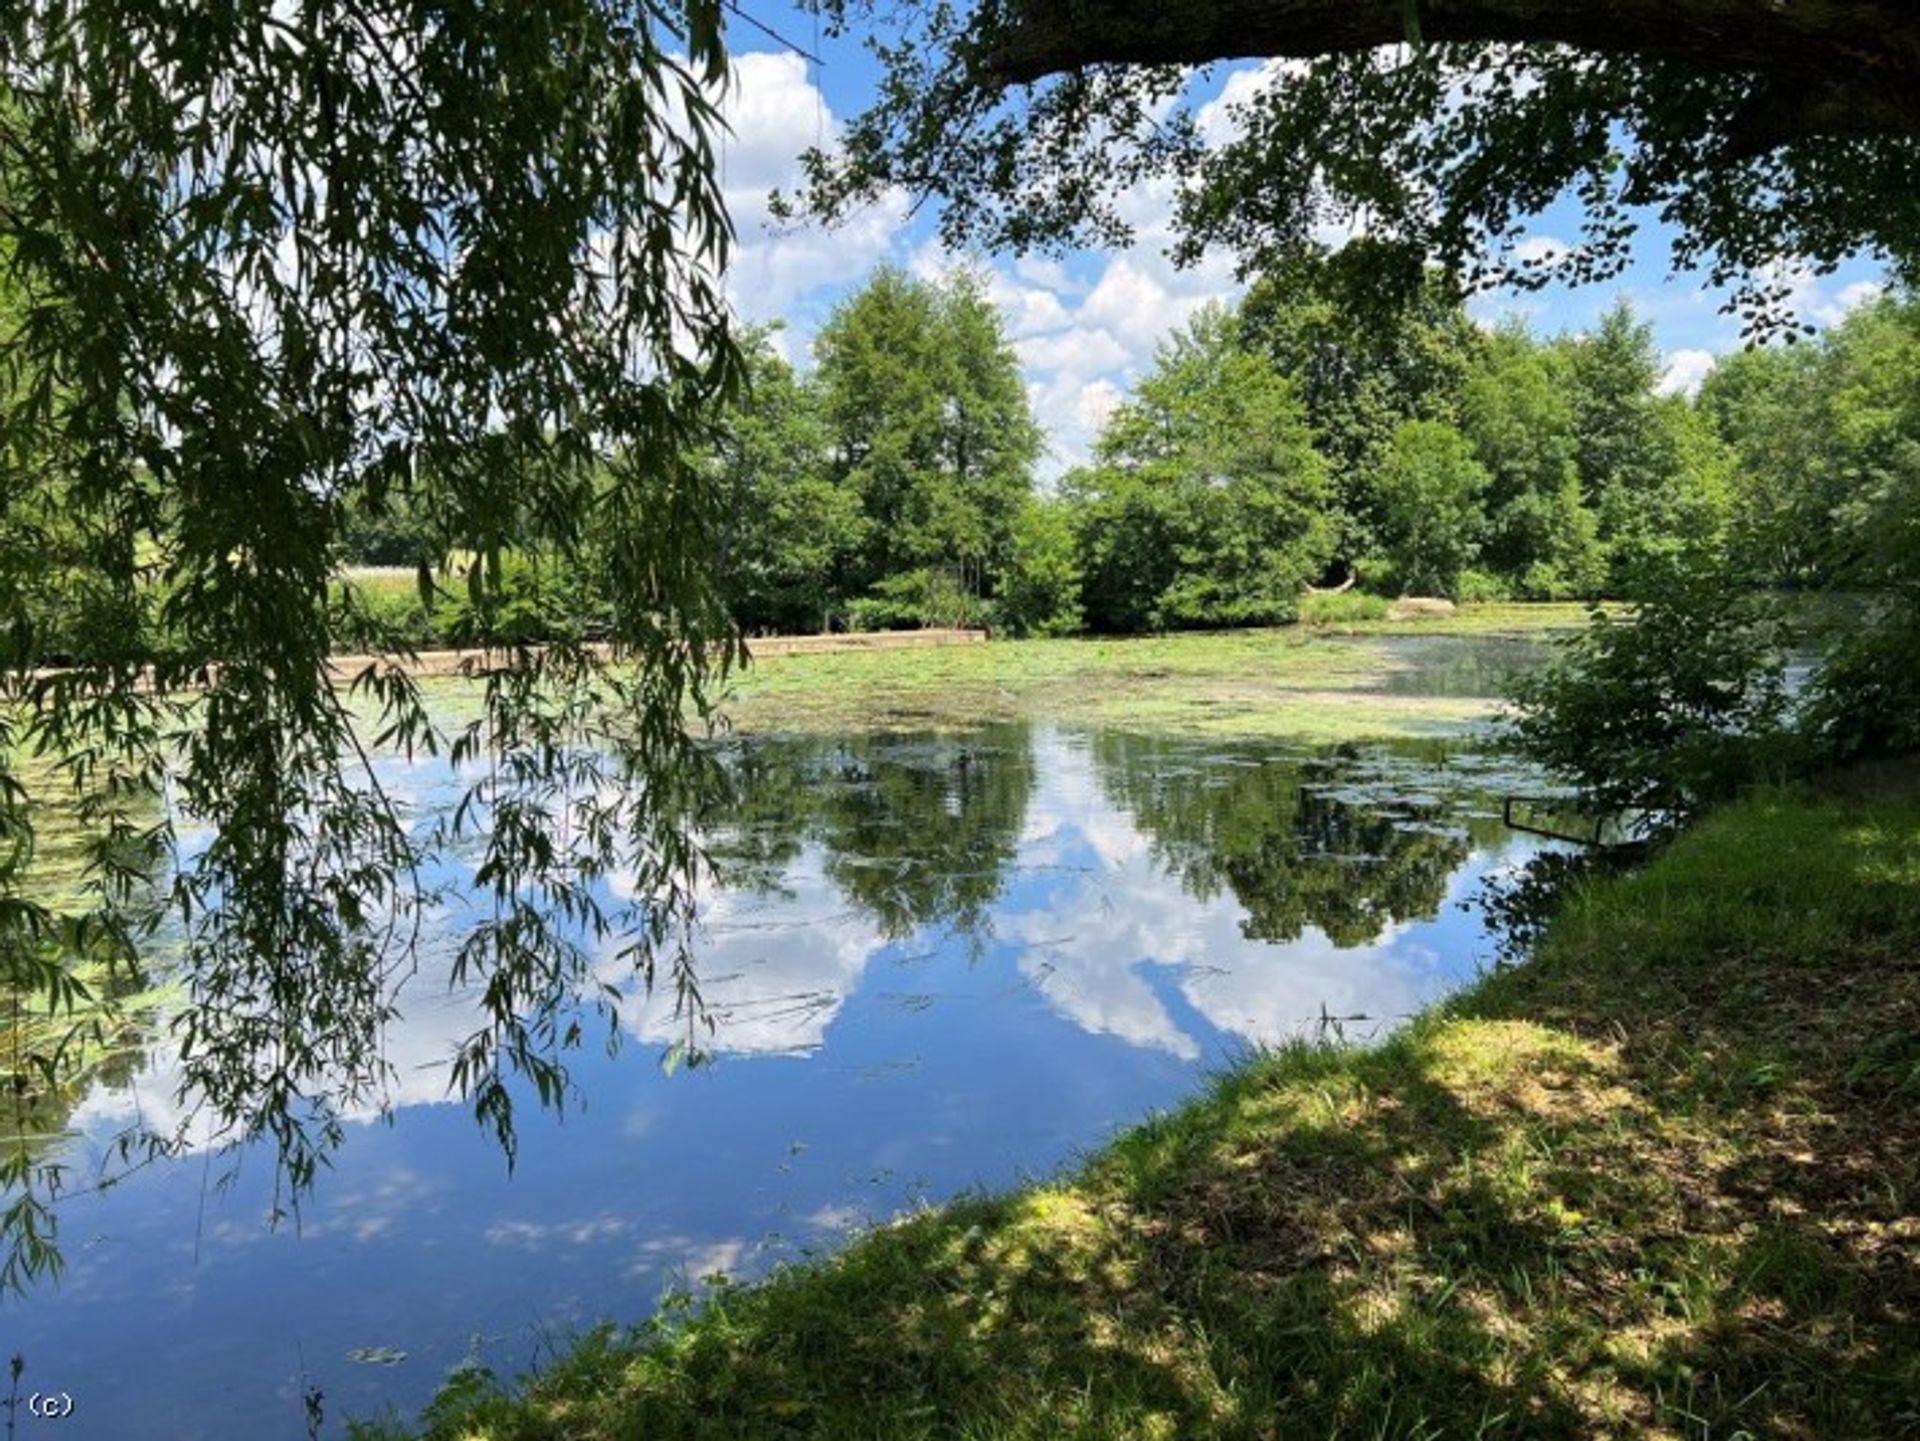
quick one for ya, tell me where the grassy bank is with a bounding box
[712,606,1587,741]
[359,786,1919,1440]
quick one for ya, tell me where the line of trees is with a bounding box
[688,259,1906,643]
[209,266,1920,651]
[1024,268,1743,635]
[1514,287,1920,804]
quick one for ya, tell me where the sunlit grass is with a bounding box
[356,786,1920,1439]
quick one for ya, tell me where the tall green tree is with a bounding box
[997,495,1085,638]
[1238,257,1481,571]
[1703,293,1920,599]
[1779,295,1920,759]
[710,330,862,634]
[1367,421,1490,598]
[1568,302,1728,586]
[1460,325,1605,598]
[1072,305,1335,631]
[814,265,1040,609]
[1697,339,1828,585]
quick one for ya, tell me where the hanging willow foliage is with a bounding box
[0,0,746,1286]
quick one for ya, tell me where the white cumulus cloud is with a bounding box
[1656,348,1718,397]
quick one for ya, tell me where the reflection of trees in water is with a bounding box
[701,746,817,898]
[4,771,170,1263]
[1090,734,1475,947]
[708,730,1037,938]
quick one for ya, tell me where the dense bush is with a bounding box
[997,498,1084,637]
[1297,590,1390,625]
[1803,609,1920,762]
[330,553,605,652]
[845,568,986,632]
[1453,570,1509,604]
[1507,564,1798,824]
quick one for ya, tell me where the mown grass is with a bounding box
[356,786,1920,1440]
[713,608,1585,742]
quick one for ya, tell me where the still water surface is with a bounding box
[12,701,1560,1437]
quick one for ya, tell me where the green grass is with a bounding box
[713,608,1585,742]
[1298,590,1392,625]
[356,786,1920,1440]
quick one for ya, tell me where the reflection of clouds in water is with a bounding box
[802,1202,866,1234]
[135,1165,444,1257]
[484,1213,635,1250]
[1002,739,1198,1058]
[1019,735,1148,872]
[1176,855,1494,1046]
[1001,735,1473,1056]
[1019,941,1199,1059]
[78,739,886,1140]
[624,1234,751,1283]
[70,848,881,1151]
[608,846,884,1056]
[69,728,1502,1157]
[1178,931,1430,1044]
[74,859,881,1149]
[68,922,512,1150]
[487,1221,758,1280]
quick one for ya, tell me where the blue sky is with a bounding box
[715,16,1891,475]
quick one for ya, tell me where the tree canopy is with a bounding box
[794,1,1919,333]
[1068,304,1335,631]
[813,264,1040,609]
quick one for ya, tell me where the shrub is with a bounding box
[1298,590,1390,625]
[331,552,606,651]
[330,569,444,651]
[1801,603,1920,763]
[845,569,987,632]
[1453,570,1508,604]
[1507,560,1800,825]
[997,498,1084,637]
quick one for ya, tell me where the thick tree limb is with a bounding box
[986,0,1920,141]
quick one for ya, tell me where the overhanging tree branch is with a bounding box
[985,0,1920,143]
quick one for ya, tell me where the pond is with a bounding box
[1371,633,1556,697]
[7,679,1563,1437]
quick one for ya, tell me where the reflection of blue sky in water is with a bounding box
[18,723,1551,1440]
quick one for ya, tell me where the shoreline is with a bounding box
[356,782,1920,1440]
